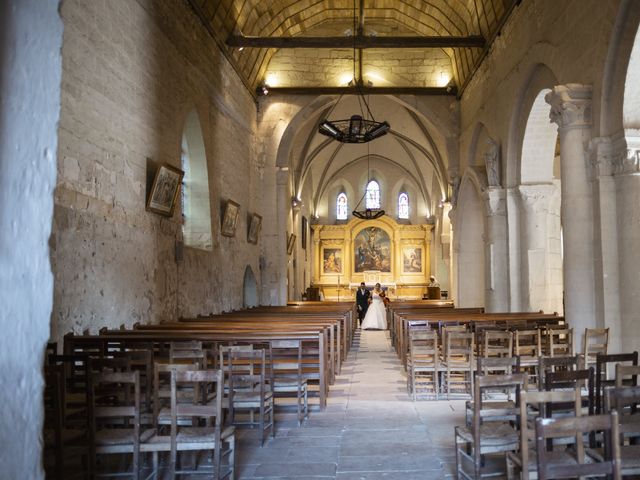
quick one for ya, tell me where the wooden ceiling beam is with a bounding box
[260,86,457,96]
[227,34,485,49]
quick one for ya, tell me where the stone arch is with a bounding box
[181,108,213,250]
[453,172,486,308]
[243,265,258,308]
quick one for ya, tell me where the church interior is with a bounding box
[3,0,640,478]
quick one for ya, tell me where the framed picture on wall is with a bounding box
[287,233,296,255]
[301,216,308,250]
[247,213,262,244]
[402,246,423,273]
[146,163,184,216]
[322,248,343,274]
[221,199,240,237]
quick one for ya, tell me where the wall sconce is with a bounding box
[291,196,302,211]
[256,83,269,96]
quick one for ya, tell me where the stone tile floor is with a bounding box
[236,329,466,479]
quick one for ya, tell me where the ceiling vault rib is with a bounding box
[226,34,486,49]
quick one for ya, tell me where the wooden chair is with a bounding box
[169,369,235,479]
[466,357,521,425]
[482,330,513,359]
[224,347,274,446]
[269,339,309,425]
[583,328,609,368]
[153,363,194,429]
[537,355,583,391]
[595,352,638,414]
[43,365,88,480]
[542,327,574,357]
[615,363,640,388]
[111,350,154,414]
[441,331,474,399]
[514,329,542,386]
[604,385,640,477]
[544,368,595,420]
[88,370,154,479]
[170,341,207,369]
[506,388,582,480]
[406,329,439,399]
[534,412,621,480]
[455,373,527,479]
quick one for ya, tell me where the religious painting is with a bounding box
[287,233,296,255]
[402,247,423,273]
[221,199,240,237]
[146,163,184,216]
[247,213,262,244]
[301,216,308,250]
[323,248,343,274]
[354,226,391,272]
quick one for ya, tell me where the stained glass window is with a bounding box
[398,192,409,219]
[336,192,348,220]
[365,180,380,209]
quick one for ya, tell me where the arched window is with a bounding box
[181,109,213,250]
[365,180,380,209]
[336,192,348,220]
[398,192,409,219]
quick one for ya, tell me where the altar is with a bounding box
[311,216,433,301]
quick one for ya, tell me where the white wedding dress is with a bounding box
[360,291,387,330]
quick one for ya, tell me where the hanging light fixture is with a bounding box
[317,0,390,144]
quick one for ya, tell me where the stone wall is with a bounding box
[51,0,262,342]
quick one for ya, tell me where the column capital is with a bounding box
[482,187,506,217]
[545,84,592,131]
[517,183,557,215]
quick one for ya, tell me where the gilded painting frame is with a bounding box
[402,246,423,274]
[322,247,343,274]
[247,213,262,244]
[146,163,184,216]
[221,199,240,237]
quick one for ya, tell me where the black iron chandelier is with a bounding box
[317,1,390,145]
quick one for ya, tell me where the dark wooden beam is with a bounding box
[227,34,486,49]
[261,86,457,96]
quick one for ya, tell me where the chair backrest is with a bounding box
[543,327,574,357]
[445,331,474,355]
[583,328,609,363]
[595,352,638,414]
[538,355,583,388]
[170,341,206,368]
[483,330,513,358]
[605,385,640,436]
[535,412,621,480]
[514,329,541,358]
[227,348,267,398]
[544,367,595,417]
[111,350,153,412]
[615,364,640,388]
[170,368,223,435]
[476,355,520,376]
[517,388,582,480]
[153,362,194,426]
[269,339,303,386]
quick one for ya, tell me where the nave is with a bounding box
[235,330,463,479]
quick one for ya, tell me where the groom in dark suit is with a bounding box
[355,282,370,326]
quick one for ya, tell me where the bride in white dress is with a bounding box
[360,283,387,330]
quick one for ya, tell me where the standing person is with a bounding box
[355,282,370,327]
[361,283,387,330]
[428,275,440,287]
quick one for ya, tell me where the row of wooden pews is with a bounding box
[46,302,355,479]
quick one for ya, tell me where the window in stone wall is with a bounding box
[336,192,348,220]
[398,192,409,219]
[365,180,380,209]
[181,109,213,250]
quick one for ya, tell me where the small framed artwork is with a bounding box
[146,163,184,216]
[402,246,423,273]
[301,216,308,250]
[221,199,240,237]
[247,213,262,244]
[322,248,343,274]
[287,233,296,255]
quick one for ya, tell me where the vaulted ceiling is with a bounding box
[188,0,518,94]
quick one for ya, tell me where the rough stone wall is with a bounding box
[0,1,63,477]
[51,0,260,342]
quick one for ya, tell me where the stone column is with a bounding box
[517,183,562,314]
[506,187,523,311]
[275,168,290,305]
[483,188,509,312]
[589,135,624,353]
[546,84,595,347]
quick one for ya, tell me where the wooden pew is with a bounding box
[65,328,332,409]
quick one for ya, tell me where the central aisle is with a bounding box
[237,329,466,479]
